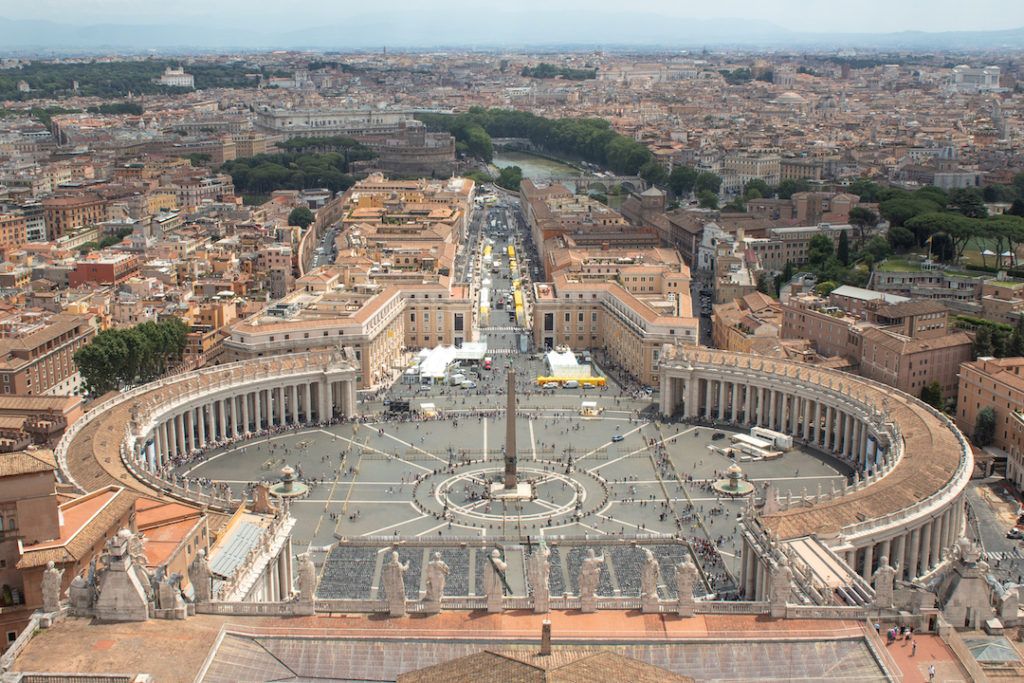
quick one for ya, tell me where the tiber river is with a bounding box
[491,151,624,208]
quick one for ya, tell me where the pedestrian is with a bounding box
[911,640,917,657]
[927,663,935,681]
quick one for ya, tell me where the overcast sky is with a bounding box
[6,0,1024,34]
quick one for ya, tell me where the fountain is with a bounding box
[269,465,309,498]
[711,462,754,498]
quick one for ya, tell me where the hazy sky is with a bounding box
[6,0,1024,34]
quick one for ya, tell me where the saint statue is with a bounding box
[297,552,317,603]
[578,548,604,600]
[383,551,409,617]
[41,561,64,613]
[872,556,896,609]
[484,549,507,612]
[425,552,450,605]
[529,543,551,613]
[640,548,660,610]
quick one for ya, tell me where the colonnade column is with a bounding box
[894,534,907,580]
[768,390,777,430]
[749,385,757,428]
[717,381,726,421]
[218,400,226,440]
[197,406,207,447]
[861,543,874,581]
[290,385,299,424]
[907,527,921,581]
[228,396,238,437]
[813,401,822,447]
[303,383,312,423]
[919,522,934,576]
[175,413,186,457]
[704,379,713,420]
[242,393,250,434]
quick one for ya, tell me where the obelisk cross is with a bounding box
[504,368,517,489]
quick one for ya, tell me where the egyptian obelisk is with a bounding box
[504,368,517,489]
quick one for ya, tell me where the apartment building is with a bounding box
[957,356,1024,451]
[532,271,697,387]
[782,289,972,399]
[0,214,27,258]
[67,253,140,289]
[0,313,96,396]
[41,194,109,240]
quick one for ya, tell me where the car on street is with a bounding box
[563,380,579,388]
[1007,528,1024,540]
[542,382,559,389]
[461,380,477,389]
[611,434,624,442]
[483,357,492,370]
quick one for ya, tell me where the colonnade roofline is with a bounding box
[659,346,972,544]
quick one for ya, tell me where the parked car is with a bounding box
[461,380,477,389]
[711,432,726,441]
[611,434,625,442]
[563,380,580,388]
[483,357,493,370]
[1007,528,1024,540]
[542,382,560,389]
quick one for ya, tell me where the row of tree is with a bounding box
[520,63,597,80]
[416,107,654,176]
[220,139,376,195]
[74,319,189,396]
[0,60,260,100]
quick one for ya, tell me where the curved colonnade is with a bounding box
[55,350,359,508]
[659,347,973,596]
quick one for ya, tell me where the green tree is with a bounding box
[974,406,997,447]
[74,318,188,396]
[807,234,835,268]
[1009,198,1024,217]
[848,206,879,245]
[920,381,943,409]
[862,235,893,263]
[814,280,839,296]
[948,187,988,219]
[887,225,916,252]
[837,231,851,266]
[777,179,810,199]
[697,190,718,209]
[695,172,723,195]
[668,166,698,197]
[638,161,668,187]
[287,206,315,229]
[1010,316,1024,357]
[496,165,523,191]
[974,325,995,358]
[743,178,771,198]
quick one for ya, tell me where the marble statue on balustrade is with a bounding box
[529,543,551,614]
[579,548,605,613]
[769,556,793,618]
[189,550,212,604]
[484,549,507,613]
[41,561,64,614]
[155,572,186,617]
[675,554,698,617]
[297,552,317,604]
[872,556,896,609]
[423,552,449,614]
[383,551,409,617]
[641,548,661,613]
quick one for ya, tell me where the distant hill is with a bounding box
[1,13,1023,53]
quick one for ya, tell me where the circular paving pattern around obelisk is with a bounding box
[410,459,610,530]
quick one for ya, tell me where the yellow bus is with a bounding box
[536,376,607,387]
